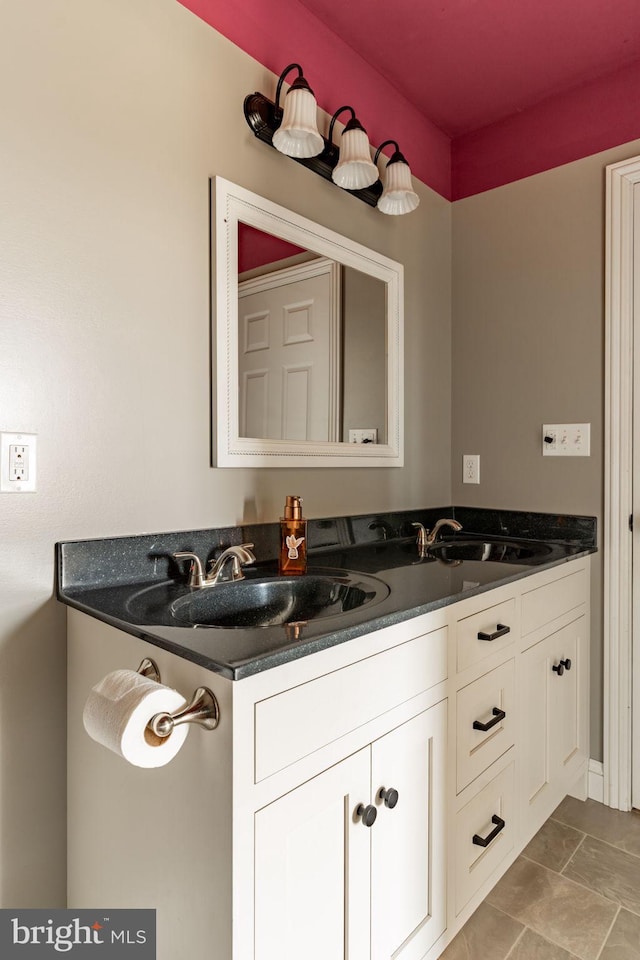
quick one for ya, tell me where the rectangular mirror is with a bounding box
[212,177,404,467]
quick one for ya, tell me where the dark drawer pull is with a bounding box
[560,658,572,671]
[477,623,510,642]
[472,814,506,848]
[473,707,506,732]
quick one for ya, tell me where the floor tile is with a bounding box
[485,857,617,960]
[552,797,640,858]
[522,819,584,873]
[562,834,640,915]
[507,928,579,960]
[440,902,524,960]
[599,909,640,960]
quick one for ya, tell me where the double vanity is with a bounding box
[60,506,595,960]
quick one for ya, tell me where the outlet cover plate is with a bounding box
[1,432,37,492]
[463,454,480,484]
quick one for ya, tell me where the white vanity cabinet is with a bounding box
[68,607,450,960]
[449,587,520,921]
[519,566,589,836]
[254,747,372,960]
[66,555,590,960]
[239,614,449,960]
[445,560,590,939]
[255,701,447,960]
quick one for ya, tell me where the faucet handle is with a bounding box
[232,544,256,581]
[205,543,257,585]
[411,523,428,550]
[206,543,256,570]
[172,552,205,589]
[235,543,256,564]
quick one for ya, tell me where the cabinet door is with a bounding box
[520,616,586,835]
[521,633,553,821]
[254,747,371,960]
[370,700,447,960]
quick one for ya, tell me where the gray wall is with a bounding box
[451,139,640,762]
[0,0,452,904]
[342,269,387,442]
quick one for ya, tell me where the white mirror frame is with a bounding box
[212,177,404,468]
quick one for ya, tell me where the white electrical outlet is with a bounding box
[463,454,480,484]
[348,428,378,444]
[1,432,37,492]
[542,423,590,457]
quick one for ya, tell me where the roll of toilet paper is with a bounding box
[83,669,189,768]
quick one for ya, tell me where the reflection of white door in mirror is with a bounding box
[238,258,341,442]
[212,177,404,467]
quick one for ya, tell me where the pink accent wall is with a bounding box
[238,224,306,273]
[452,59,640,200]
[179,0,640,201]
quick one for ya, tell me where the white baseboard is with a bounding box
[588,759,604,803]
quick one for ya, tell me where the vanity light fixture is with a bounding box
[271,63,324,159]
[243,64,418,214]
[328,106,379,190]
[374,140,420,215]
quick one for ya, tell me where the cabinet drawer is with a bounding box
[522,567,586,639]
[457,599,516,673]
[254,627,448,782]
[455,761,515,915]
[456,660,515,793]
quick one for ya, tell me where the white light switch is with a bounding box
[348,428,378,444]
[1,432,37,492]
[542,423,590,457]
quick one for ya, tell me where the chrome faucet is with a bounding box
[368,519,395,540]
[173,543,256,588]
[207,544,256,585]
[412,519,463,555]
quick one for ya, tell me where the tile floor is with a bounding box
[441,796,640,960]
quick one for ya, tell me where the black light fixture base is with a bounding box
[243,92,383,209]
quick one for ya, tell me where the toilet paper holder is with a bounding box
[137,658,220,738]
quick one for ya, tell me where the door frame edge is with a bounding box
[604,155,640,810]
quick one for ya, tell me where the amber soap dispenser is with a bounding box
[279,495,307,575]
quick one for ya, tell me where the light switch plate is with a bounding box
[542,423,590,457]
[1,432,37,492]
[348,429,378,444]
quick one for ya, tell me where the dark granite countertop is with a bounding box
[57,507,597,680]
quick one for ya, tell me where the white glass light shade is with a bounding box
[332,126,378,190]
[377,159,420,215]
[272,86,324,159]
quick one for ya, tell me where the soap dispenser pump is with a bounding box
[279,495,307,575]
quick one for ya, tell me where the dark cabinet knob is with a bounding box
[355,803,377,827]
[560,658,572,671]
[552,662,565,676]
[378,786,399,809]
